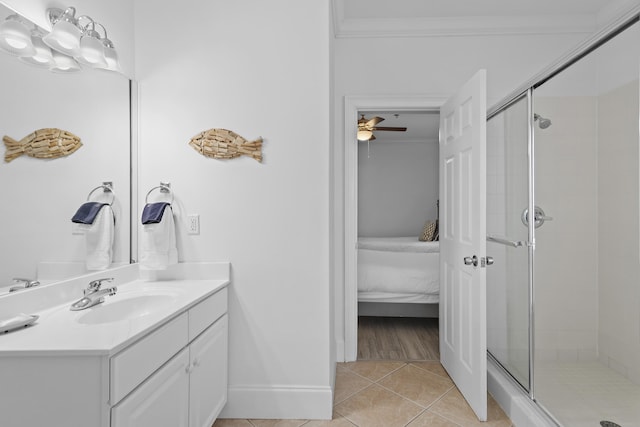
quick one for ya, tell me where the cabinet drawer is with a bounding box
[110,312,188,404]
[189,287,227,340]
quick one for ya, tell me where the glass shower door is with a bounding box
[533,21,640,427]
[486,95,531,391]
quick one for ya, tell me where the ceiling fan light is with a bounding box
[0,17,36,57]
[357,130,373,141]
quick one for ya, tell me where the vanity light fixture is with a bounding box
[0,14,36,57]
[76,18,107,68]
[18,32,54,68]
[43,7,82,57]
[0,6,120,74]
[50,49,81,73]
[96,34,120,72]
[43,6,119,72]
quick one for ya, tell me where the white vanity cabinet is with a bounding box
[112,314,228,427]
[0,275,229,427]
[111,288,228,427]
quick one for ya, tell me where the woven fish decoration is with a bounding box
[189,128,262,162]
[3,128,82,162]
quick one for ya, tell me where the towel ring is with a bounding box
[87,182,115,206]
[145,182,174,204]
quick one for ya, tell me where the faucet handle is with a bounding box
[11,278,39,288]
[86,278,114,292]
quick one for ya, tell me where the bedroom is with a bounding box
[355,110,441,360]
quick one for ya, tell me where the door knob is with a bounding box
[464,255,478,266]
[486,256,494,266]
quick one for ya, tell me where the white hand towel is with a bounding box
[140,205,178,270]
[82,205,115,270]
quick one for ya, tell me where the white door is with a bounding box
[439,69,487,421]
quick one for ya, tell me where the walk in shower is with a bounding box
[487,17,640,427]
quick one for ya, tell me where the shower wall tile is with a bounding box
[597,79,640,386]
[557,349,578,363]
[577,349,597,362]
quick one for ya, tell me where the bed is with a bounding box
[357,237,440,317]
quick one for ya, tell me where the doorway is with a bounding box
[355,109,441,361]
[341,95,447,362]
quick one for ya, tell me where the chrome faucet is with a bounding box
[9,278,40,292]
[70,278,117,311]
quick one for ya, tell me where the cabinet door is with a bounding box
[112,348,190,427]
[189,314,228,427]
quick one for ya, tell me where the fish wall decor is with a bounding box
[3,128,82,162]
[188,128,262,162]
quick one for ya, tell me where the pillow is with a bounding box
[419,220,438,242]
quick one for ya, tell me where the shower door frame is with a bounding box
[486,6,640,425]
[486,88,536,400]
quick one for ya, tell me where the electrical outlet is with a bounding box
[187,214,200,235]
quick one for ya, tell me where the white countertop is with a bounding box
[0,263,229,357]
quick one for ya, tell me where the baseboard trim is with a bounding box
[219,384,333,420]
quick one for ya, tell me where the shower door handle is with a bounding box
[521,206,553,228]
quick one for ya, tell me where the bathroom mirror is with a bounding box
[0,4,132,292]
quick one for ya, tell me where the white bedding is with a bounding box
[358,237,440,253]
[357,246,440,304]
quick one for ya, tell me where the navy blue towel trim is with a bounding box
[71,202,108,225]
[141,202,171,224]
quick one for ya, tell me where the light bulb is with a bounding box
[0,17,36,57]
[357,130,373,141]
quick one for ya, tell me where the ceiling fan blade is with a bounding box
[371,126,407,132]
[365,116,384,128]
[369,134,376,141]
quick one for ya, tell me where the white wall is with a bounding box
[134,0,332,419]
[0,36,130,288]
[358,139,439,237]
[333,28,591,360]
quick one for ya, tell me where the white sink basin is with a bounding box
[77,294,174,325]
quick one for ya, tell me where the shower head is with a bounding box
[534,113,552,129]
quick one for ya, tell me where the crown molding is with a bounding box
[331,0,598,38]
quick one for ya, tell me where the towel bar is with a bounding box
[145,182,173,204]
[86,182,115,206]
[486,234,526,248]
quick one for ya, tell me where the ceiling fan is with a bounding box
[357,114,407,141]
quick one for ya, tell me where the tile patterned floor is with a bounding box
[213,361,513,427]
